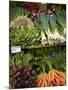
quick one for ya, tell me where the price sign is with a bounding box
[11,46,21,53]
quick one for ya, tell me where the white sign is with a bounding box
[11,46,21,53]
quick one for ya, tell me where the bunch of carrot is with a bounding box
[36,73,48,87]
[36,69,66,87]
[48,69,66,86]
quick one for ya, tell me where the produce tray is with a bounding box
[22,42,66,50]
[10,42,66,54]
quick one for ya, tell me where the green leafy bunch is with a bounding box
[9,52,33,66]
[10,28,40,48]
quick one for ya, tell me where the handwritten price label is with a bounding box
[11,46,21,53]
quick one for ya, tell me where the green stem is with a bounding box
[40,65,45,73]
[42,67,45,73]
[48,63,53,70]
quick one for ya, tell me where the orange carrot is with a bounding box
[37,78,43,87]
[44,74,48,87]
[54,70,65,79]
[48,71,51,83]
[41,75,45,87]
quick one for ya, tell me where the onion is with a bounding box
[41,30,47,45]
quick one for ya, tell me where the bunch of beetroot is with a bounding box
[10,65,37,88]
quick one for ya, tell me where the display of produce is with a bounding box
[9,1,66,89]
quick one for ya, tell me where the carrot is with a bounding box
[41,75,45,87]
[49,82,53,86]
[54,77,60,85]
[44,74,48,87]
[54,70,60,75]
[50,70,55,82]
[54,70,65,79]
[56,72,64,80]
[45,74,49,85]
[41,82,45,87]
[48,71,51,83]
[37,73,49,87]
[36,73,43,86]
[59,71,65,79]
[54,70,63,78]
[59,78,65,83]
[37,73,45,87]
[54,72,65,84]
[60,80,65,86]
[54,72,60,79]
[48,70,54,84]
[37,78,43,87]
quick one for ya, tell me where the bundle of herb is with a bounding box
[10,28,41,48]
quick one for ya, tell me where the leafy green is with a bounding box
[9,52,33,66]
[22,53,33,65]
[55,12,66,33]
[10,28,40,48]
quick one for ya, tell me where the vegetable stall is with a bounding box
[9,1,66,89]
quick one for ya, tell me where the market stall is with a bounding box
[9,1,66,89]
